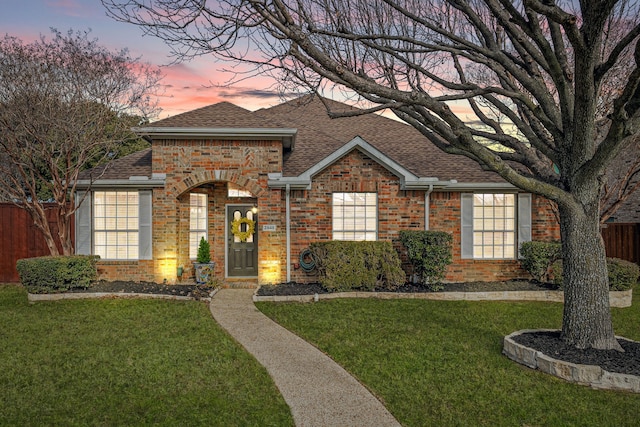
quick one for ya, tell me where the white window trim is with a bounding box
[332,192,378,241]
[189,193,208,259]
[93,191,140,261]
[461,192,531,260]
[75,190,152,260]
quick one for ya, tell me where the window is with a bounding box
[332,192,377,240]
[189,193,208,259]
[461,192,531,260]
[228,183,254,198]
[93,191,139,260]
[472,193,516,259]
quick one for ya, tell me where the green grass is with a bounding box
[0,284,293,426]
[257,294,640,426]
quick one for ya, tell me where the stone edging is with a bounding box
[503,329,640,393]
[253,288,632,307]
[27,287,220,302]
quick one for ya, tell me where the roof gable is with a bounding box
[268,136,443,189]
[256,95,507,184]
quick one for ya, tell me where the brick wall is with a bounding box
[97,260,156,282]
[288,149,426,283]
[157,139,284,284]
[290,169,560,284]
[97,138,286,284]
[96,141,560,285]
[531,196,561,241]
[430,191,560,282]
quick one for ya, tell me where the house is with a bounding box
[75,95,560,285]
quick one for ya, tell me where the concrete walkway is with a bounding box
[209,288,401,427]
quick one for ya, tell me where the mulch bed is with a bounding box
[68,278,554,297]
[513,330,640,376]
[256,279,557,296]
[66,280,216,299]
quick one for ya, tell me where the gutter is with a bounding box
[133,127,297,150]
[267,173,312,190]
[286,184,291,283]
[267,173,457,191]
[441,182,517,191]
[425,184,433,231]
[403,179,455,190]
[75,175,166,190]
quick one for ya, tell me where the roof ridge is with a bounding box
[150,101,252,126]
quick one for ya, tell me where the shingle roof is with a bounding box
[143,102,285,129]
[78,148,152,180]
[254,95,504,182]
[87,95,506,184]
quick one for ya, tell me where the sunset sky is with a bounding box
[1,0,480,123]
[1,0,287,119]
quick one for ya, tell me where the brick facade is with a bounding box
[286,150,560,284]
[97,138,287,284]
[96,143,560,285]
[287,150,426,283]
[429,192,560,282]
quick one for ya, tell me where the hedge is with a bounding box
[521,241,639,291]
[607,258,640,291]
[309,241,405,292]
[519,241,562,282]
[16,255,99,294]
[399,230,452,291]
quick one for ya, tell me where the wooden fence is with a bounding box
[602,223,640,265]
[0,203,74,282]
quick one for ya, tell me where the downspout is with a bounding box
[286,184,291,283]
[425,184,433,230]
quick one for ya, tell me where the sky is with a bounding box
[0,0,286,119]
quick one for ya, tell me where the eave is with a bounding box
[133,127,297,151]
[75,175,166,190]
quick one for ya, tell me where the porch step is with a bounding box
[221,281,259,289]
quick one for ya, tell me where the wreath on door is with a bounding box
[231,217,256,242]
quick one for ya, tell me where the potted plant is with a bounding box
[194,237,214,284]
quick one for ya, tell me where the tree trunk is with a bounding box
[57,205,74,256]
[26,203,61,257]
[558,201,623,351]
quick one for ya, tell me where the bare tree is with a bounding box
[103,0,640,350]
[601,134,640,223]
[0,29,161,256]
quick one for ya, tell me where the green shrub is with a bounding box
[309,241,405,292]
[606,258,639,291]
[399,230,452,291]
[196,237,211,263]
[519,241,562,282]
[16,255,99,293]
[547,257,638,291]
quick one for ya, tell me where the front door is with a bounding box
[227,205,258,277]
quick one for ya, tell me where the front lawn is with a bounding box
[0,284,293,426]
[257,295,640,426]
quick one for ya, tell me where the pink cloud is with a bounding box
[153,63,285,118]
